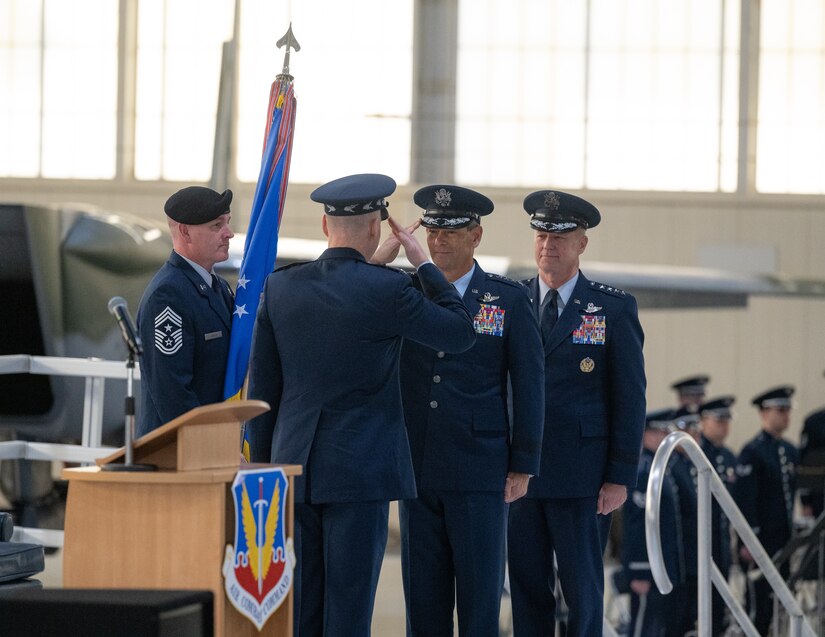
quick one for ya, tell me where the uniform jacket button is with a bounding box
[433,375,441,383]
[430,400,438,409]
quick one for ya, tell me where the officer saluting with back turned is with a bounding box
[507,190,647,637]
[137,186,235,436]
[245,174,477,637]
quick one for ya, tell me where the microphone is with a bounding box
[108,296,143,356]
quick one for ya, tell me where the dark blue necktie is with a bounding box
[212,274,232,313]
[540,289,558,343]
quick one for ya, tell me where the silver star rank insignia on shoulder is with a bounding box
[583,302,602,313]
[479,292,500,303]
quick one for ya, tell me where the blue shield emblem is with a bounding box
[222,467,294,630]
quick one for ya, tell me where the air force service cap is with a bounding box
[699,395,735,419]
[523,190,601,233]
[645,408,675,432]
[671,375,710,397]
[310,173,395,220]
[673,406,701,432]
[164,186,232,225]
[752,385,794,410]
[414,184,494,229]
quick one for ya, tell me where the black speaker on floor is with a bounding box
[0,588,214,637]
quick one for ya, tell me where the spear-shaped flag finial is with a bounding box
[276,23,300,79]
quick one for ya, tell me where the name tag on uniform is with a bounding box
[204,330,224,341]
[572,315,605,345]
[474,304,505,337]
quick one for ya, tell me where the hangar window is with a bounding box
[132,0,414,185]
[455,0,740,192]
[134,0,235,181]
[0,0,118,179]
[235,0,413,184]
[756,0,825,194]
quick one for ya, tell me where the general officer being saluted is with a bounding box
[380,185,544,636]
[508,190,647,637]
[245,174,476,637]
[137,186,235,436]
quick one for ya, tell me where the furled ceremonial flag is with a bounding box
[223,27,299,460]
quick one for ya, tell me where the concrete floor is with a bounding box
[11,491,636,635]
[34,502,517,636]
[40,547,516,636]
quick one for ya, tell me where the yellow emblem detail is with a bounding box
[580,357,595,373]
[241,478,281,587]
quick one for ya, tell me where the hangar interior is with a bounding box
[2,0,824,452]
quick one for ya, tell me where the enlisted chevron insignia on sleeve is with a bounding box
[154,306,183,355]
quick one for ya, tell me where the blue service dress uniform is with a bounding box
[799,408,825,517]
[136,251,233,436]
[508,272,646,637]
[733,431,799,636]
[700,434,737,637]
[245,248,475,637]
[622,448,686,637]
[668,452,699,635]
[398,263,544,637]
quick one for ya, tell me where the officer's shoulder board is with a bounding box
[364,261,408,276]
[485,272,523,290]
[588,280,629,298]
[272,260,311,274]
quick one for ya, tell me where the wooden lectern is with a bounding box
[62,401,301,637]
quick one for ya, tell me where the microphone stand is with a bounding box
[103,343,156,472]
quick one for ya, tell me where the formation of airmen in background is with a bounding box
[620,374,825,637]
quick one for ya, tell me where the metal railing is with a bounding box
[0,355,125,547]
[645,431,816,637]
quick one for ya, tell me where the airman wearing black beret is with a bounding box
[164,186,233,225]
[136,186,235,436]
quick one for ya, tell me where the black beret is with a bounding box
[164,186,232,224]
[523,190,601,232]
[413,184,493,229]
[671,375,711,396]
[311,173,395,220]
[752,385,794,409]
[698,395,736,419]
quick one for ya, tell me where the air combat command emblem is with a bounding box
[223,467,294,630]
